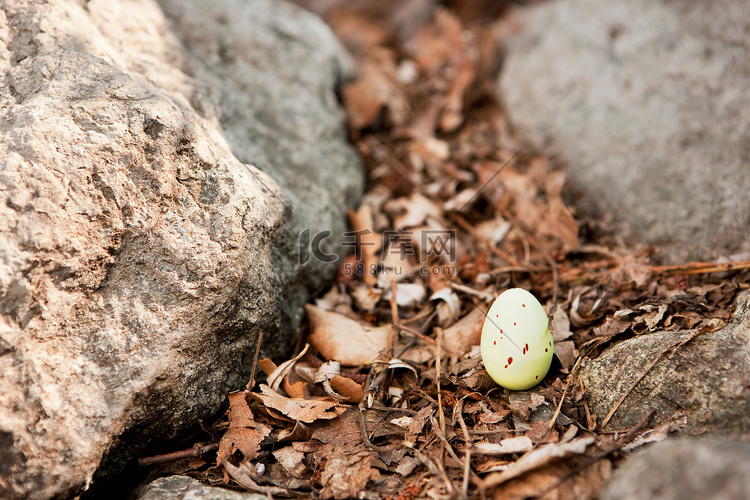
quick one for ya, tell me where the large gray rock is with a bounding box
[601,439,750,500]
[498,0,750,262]
[139,476,265,500]
[0,0,361,498]
[581,292,750,434]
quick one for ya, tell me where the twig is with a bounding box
[358,408,403,452]
[449,281,496,303]
[457,147,522,213]
[448,212,523,268]
[519,356,581,458]
[435,327,445,434]
[138,442,219,466]
[388,280,399,356]
[404,375,439,407]
[456,398,473,499]
[246,329,264,390]
[651,260,750,275]
[409,443,455,497]
[545,366,572,435]
[429,416,459,498]
[543,253,560,318]
[394,322,437,344]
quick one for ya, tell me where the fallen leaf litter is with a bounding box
[137,1,750,498]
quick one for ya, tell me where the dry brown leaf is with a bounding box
[554,340,578,372]
[326,7,391,56]
[249,384,346,423]
[223,460,288,497]
[306,304,391,366]
[385,192,443,230]
[341,47,408,130]
[217,392,265,463]
[330,375,365,403]
[316,446,378,500]
[282,377,306,399]
[349,205,381,286]
[407,8,464,74]
[267,344,309,392]
[538,170,579,253]
[440,53,476,132]
[483,437,596,488]
[488,457,611,500]
[258,358,277,376]
[498,158,548,233]
[442,307,484,353]
[550,308,573,341]
[272,446,308,478]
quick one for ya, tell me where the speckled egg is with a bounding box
[480,288,554,390]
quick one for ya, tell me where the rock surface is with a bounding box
[0,0,361,498]
[581,292,750,434]
[139,475,265,500]
[498,0,750,262]
[600,439,750,500]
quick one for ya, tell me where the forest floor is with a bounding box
[137,1,749,498]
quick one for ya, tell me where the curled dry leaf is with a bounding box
[278,421,313,443]
[430,287,461,327]
[267,344,309,392]
[314,360,357,402]
[282,378,306,399]
[383,282,427,308]
[306,304,391,366]
[249,384,346,424]
[222,460,288,497]
[473,436,533,456]
[330,375,365,403]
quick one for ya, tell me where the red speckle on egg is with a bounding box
[500,329,503,334]
[525,343,529,350]
[545,348,548,352]
[536,375,539,379]
[493,341,496,345]
[522,304,526,307]
[513,322,517,326]
[507,357,513,365]
[496,314,499,317]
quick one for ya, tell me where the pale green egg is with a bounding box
[480,288,554,390]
